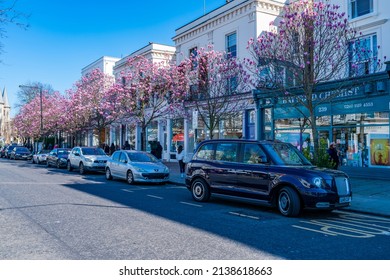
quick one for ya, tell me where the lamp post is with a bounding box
[18,85,43,134]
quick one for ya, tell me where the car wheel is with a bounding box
[79,162,85,175]
[37,158,41,164]
[46,160,50,167]
[191,178,210,202]
[56,160,61,169]
[278,187,301,217]
[105,168,113,180]
[126,170,134,184]
[67,161,73,172]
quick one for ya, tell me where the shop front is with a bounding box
[254,66,390,168]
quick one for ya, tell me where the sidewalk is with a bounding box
[163,162,390,218]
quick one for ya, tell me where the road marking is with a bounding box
[147,195,163,200]
[121,189,133,193]
[292,212,390,238]
[180,202,203,207]
[229,212,260,220]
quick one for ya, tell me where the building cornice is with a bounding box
[173,0,284,45]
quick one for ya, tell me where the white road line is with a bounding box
[229,212,260,220]
[121,189,134,193]
[180,202,203,207]
[147,195,163,199]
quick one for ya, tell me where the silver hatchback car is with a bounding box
[105,150,169,184]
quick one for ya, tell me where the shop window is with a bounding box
[171,118,184,153]
[349,0,373,19]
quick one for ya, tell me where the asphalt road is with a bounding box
[1,158,389,260]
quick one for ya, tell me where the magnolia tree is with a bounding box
[116,56,188,151]
[184,46,251,139]
[13,91,68,140]
[67,69,120,146]
[246,0,383,162]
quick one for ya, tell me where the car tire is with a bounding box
[67,161,73,172]
[79,162,85,175]
[56,160,61,169]
[126,170,134,185]
[37,159,40,164]
[105,168,113,180]
[278,187,301,217]
[191,178,210,202]
[46,160,50,167]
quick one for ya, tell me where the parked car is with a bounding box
[0,145,8,158]
[46,148,71,168]
[67,146,109,174]
[105,150,169,184]
[9,146,33,160]
[185,139,352,217]
[32,149,51,164]
[5,144,21,158]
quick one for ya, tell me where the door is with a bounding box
[235,143,271,199]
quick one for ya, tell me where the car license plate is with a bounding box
[339,196,351,203]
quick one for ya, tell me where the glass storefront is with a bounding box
[275,111,390,168]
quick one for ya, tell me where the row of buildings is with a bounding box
[11,0,390,169]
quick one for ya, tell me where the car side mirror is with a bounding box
[74,152,80,156]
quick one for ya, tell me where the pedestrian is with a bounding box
[110,143,115,155]
[104,143,110,154]
[155,141,163,160]
[176,145,185,178]
[123,140,131,150]
[327,142,340,169]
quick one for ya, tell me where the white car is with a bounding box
[32,149,51,164]
[67,146,109,174]
[105,150,169,184]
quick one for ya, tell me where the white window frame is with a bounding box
[349,0,373,19]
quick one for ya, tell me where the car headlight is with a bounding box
[84,158,93,163]
[134,167,147,172]
[60,158,67,162]
[313,177,323,188]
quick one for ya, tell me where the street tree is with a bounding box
[246,0,383,163]
[67,69,120,146]
[117,56,188,151]
[16,82,54,109]
[184,46,251,139]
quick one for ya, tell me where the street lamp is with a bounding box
[19,85,43,133]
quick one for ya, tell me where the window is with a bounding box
[226,32,237,58]
[112,151,120,162]
[196,144,214,160]
[348,34,377,76]
[189,47,198,69]
[215,143,238,162]
[119,152,127,163]
[243,144,267,164]
[349,0,373,19]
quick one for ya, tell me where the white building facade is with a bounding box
[110,43,176,156]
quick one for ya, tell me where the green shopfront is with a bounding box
[253,65,390,168]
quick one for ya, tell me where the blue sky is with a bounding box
[0,0,225,116]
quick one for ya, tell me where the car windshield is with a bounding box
[126,152,158,163]
[58,149,70,155]
[16,147,30,152]
[40,150,50,154]
[81,148,106,156]
[262,143,312,166]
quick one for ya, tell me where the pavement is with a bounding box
[163,162,390,218]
